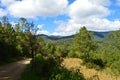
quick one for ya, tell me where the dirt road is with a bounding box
[0,59,30,80]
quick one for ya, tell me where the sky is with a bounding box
[0,0,120,36]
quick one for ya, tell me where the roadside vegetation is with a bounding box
[0,16,120,80]
[21,54,85,80]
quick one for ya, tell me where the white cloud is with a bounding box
[37,30,49,35]
[0,0,120,36]
[4,0,68,18]
[90,0,111,6]
[36,24,49,35]
[1,0,15,6]
[83,18,120,31]
[52,20,81,36]
[53,0,120,36]
[0,8,7,16]
[68,0,110,20]
[37,24,44,29]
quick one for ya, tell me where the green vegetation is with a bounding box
[67,27,120,77]
[1,16,120,79]
[96,30,120,75]
[21,54,85,80]
[0,16,85,79]
[0,16,45,64]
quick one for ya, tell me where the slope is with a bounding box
[62,58,120,80]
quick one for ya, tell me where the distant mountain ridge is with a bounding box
[38,31,111,41]
[93,31,110,38]
[38,34,74,41]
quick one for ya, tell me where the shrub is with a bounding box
[31,54,58,78]
[68,51,80,58]
[49,67,85,80]
[22,54,85,80]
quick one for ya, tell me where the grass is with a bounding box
[62,58,120,80]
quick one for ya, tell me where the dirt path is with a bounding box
[0,59,30,80]
[62,58,120,80]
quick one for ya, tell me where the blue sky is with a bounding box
[0,0,120,36]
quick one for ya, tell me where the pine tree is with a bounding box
[74,26,97,61]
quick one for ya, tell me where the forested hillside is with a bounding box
[38,31,110,42]
[0,16,120,80]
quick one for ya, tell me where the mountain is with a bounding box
[93,31,110,38]
[38,31,110,42]
[93,31,111,41]
[38,34,74,41]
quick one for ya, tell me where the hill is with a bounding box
[93,31,110,41]
[38,31,110,42]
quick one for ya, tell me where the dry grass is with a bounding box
[62,58,120,80]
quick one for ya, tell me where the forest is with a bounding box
[0,16,120,80]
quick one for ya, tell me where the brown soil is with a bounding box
[62,58,120,80]
[0,59,30,80]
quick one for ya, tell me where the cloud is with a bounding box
[0,0,120,36]
[90,0,111,6]
[1,0,15,6]
[2,0,68,18]
[37,30,49,35]
[37,24,44,29]
[53,0,120,36]
[0,8,7,16]
[52,20,81,36]
[68,0,110,21]
[36,24,49,35]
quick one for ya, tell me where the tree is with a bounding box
[1,16,9,27]
[0,16,20,63]
[45,42,56,57]
[18,18,38,59]
[0,16,46,64]
[74,26,97,61]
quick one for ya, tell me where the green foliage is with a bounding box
[0,16,22,63]
[68,51,81,58]
[21,54,85,80]
[54,46,68,57]
[45,42,56,56]
[21,64,43,80]
[31,54,61,78]
[0,16,46,64]
[73,26,97,61]
[74,27,97,54]
[53,38,73,47]
[89,30,120,75]
[2,16,120,78]
[50,68,85,80]
[82,58,106,70]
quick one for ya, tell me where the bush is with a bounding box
[22,54,85,80]
[21,64,42,80]
[31,54,58,78]
[81,57,106,70]
[50,68,85,80]
[68,51,80,58]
